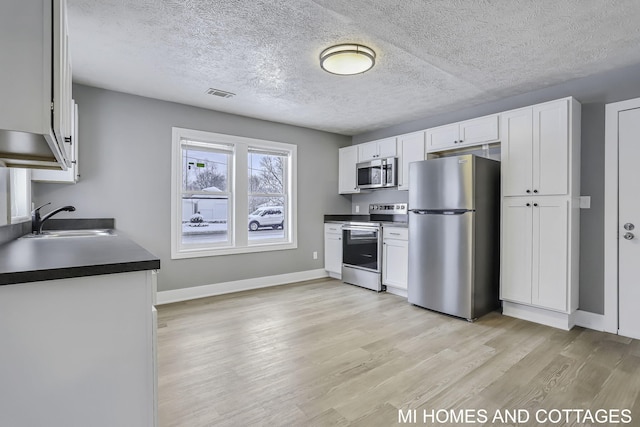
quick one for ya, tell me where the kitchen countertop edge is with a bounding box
[0,260,161,286]
[324,215,408,228]
[0,229,160,286]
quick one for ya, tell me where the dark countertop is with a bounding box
[324,214,370,222]
[324,214,408,228]
[0,229,160,286]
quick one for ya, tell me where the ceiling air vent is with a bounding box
[205,88,235,98]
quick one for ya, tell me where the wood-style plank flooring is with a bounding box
[157,279,640,426]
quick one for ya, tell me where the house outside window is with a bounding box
[171,128,297,258]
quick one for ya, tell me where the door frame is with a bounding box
[603,97,640,334]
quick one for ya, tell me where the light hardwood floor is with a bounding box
[157,279,640,426]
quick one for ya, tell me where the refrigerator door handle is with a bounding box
[410,209,472,215]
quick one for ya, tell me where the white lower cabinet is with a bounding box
[501,199,533,304]
[0,270,157,427]
[501,196,577,329]
[382,227,409,296]
[324,223,342,278]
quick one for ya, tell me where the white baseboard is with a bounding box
[502,301,575,331]
[157,269,329,305]
[385,286,408,298]
[573,310,605,331]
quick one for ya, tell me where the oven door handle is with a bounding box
[342,225,380,233]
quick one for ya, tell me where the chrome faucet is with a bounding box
[31,202,76,234]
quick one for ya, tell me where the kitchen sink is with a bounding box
[20,229,117,239]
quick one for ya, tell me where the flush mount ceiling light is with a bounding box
[320,44,376,75]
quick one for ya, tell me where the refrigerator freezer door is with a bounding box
[408,211,474,319]
[408,155,475,210]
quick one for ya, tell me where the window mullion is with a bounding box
[234,143,249,247]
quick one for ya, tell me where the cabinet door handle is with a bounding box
[533,189,538,193]
[389,232,401,236]
[526,203,531,207]
[534,203,538,207]
[526,189,531,194]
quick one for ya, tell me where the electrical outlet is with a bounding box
[355,204,360,213]
[313,251,318,260]
[580,196,591,209]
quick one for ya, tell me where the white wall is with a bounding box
[33,85,352,292]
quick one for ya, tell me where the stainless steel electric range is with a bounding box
[341,203,408,292]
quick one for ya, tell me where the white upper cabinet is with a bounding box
[533,100,570,196]
[397,131,426,191]
[32,102,79,183]
[357,137,397,161]
[501,107,534,197]
[338,146,360,194]
[53,0,73,161]
[357,142,378,162]
[501,98,573,197]
[459,115,500,146]
[426,123,459,151]
[0,0,72,170]
[426,114,499,152]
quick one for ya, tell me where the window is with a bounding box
[10,168,31,224]
[248,148,288,241]
[171,128,297,258]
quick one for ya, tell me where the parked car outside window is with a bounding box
[248,206,284,231]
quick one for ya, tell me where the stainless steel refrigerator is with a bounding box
[408,154,500,321]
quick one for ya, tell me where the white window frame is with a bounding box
[9,168,31,224]
[171,127,297,258]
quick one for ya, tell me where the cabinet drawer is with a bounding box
[383,227,408,240]
[324,223,343,234]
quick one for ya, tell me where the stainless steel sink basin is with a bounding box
[21,229,117,239]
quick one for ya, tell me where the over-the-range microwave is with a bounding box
[356,157,398,190]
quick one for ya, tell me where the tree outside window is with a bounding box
[181,146,231,246]
[248,150,287,241]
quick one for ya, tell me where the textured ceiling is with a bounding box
[68,0,640,135]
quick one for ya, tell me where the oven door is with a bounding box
[342,225,381,272]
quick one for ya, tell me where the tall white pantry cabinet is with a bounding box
[500,97,581,330]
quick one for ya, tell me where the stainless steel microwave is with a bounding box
[356,157,398,190]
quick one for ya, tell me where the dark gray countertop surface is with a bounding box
[324,214,408,227]
[0,230,160,286]
[324,214,370,222]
